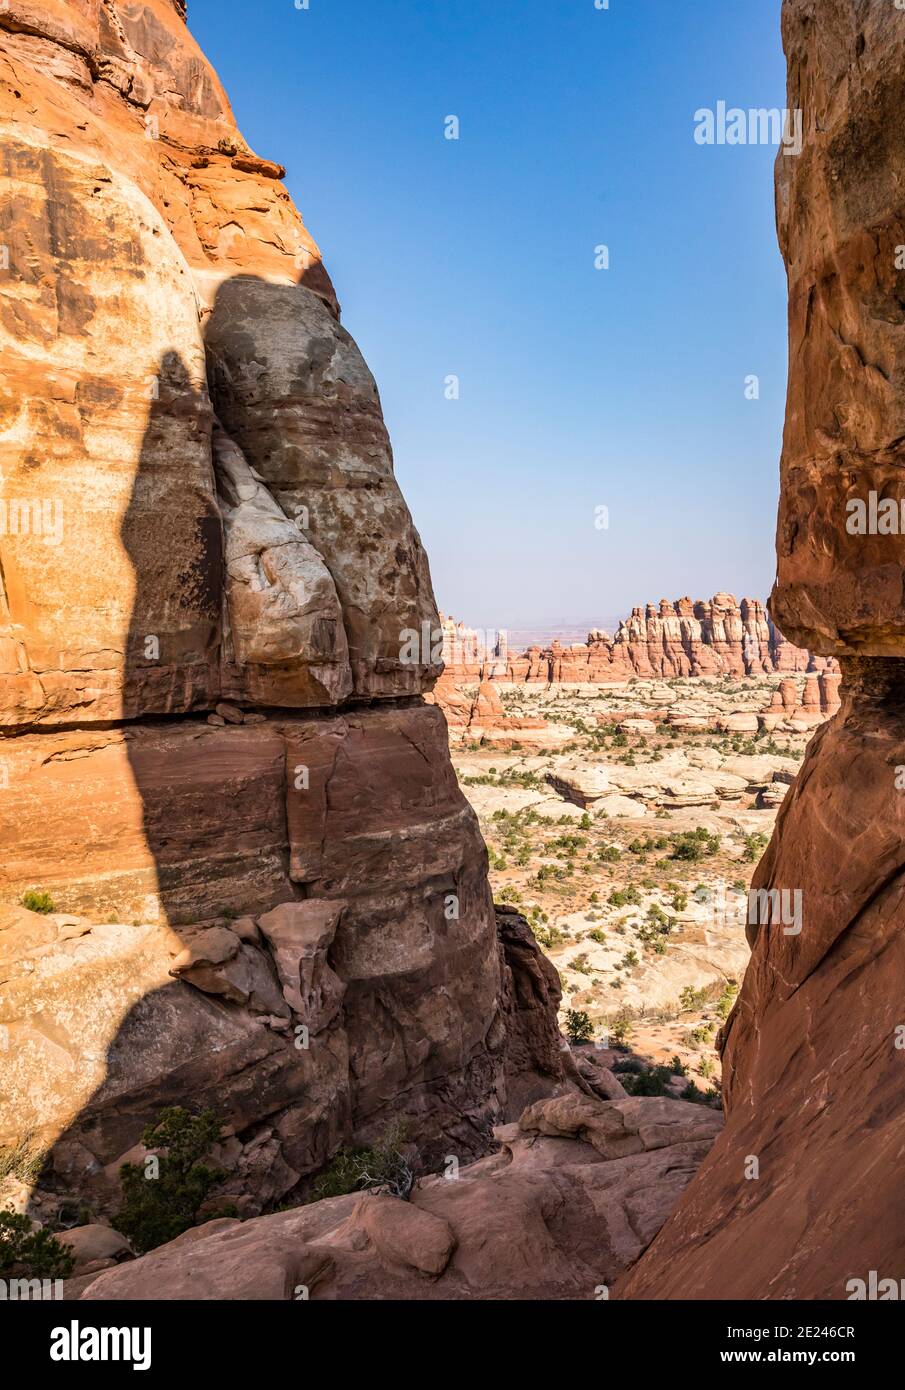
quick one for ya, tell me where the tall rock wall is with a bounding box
[0,1,557,1214]
[621,1,905,1300]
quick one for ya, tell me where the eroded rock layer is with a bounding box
[621,3,905,1301]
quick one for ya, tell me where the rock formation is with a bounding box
[425,676,567,752]
[66,1092,722,1301]
[0,0,570,1218]
[441,597,833,685]
[621,2,905,1300]
[757,669,842,732]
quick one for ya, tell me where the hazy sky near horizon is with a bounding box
[191,0,788,629]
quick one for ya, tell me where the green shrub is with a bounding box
[679,984,710,1011]
[669,828,721,862]
[716,983,738,1020]
[113,1107,224,1254]
[621,1064,673,1096]
[311,1122,414,1203]
[21,890,55,914]
[531,921,565,949]
[608,885,641,908]
[741,832,769,863]
[0,1210,74,1280]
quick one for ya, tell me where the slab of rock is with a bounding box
[755,783,789,810]
[81,1222,335,1302]
[715,713,759,734]
[546,763,610,808]
[257,901,345,1032]
[656,773,720,808]
[667,715,712,732]
[518,1093,722,1159]
[718,754,799,789]
[215,702,246,725]
[594,794,648,820]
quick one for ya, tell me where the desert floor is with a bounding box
[450,675,814,1104]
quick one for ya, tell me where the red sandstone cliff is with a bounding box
[621,1,905,1300]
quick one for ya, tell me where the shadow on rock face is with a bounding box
[24,282,510,1230]
[26,338,338,1223]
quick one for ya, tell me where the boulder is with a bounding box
[59,1225,133,1275]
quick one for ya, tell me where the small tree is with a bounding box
[565,1009,594,1044]
[611,1013,634,1047]
[0,1210,74,1280]
[352,1122,415,1200]
[113,1107,224,1254]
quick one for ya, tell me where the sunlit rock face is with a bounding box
[621,3,905,1301]
[770,0,905,657]
[0,1,438,722]
[0,1,539,1213]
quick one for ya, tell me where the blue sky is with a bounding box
[190,0,788,631]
